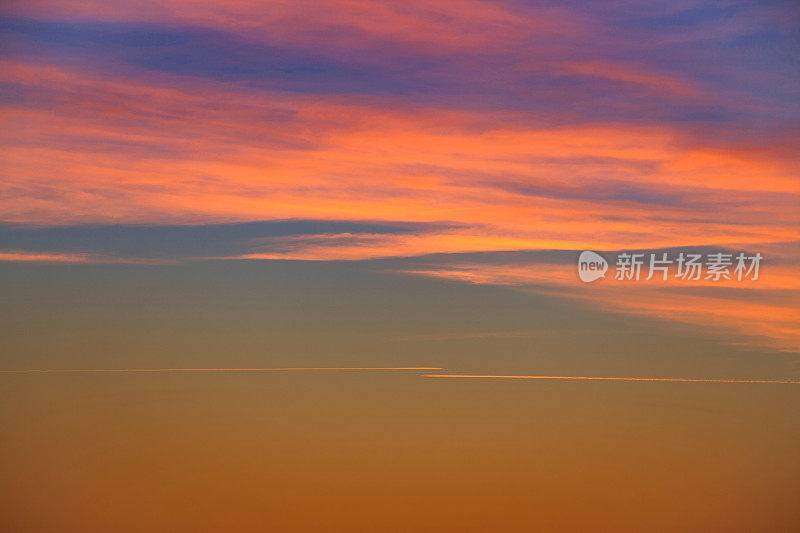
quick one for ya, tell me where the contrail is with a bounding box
[424,374,800,384]
[1,367,442,374]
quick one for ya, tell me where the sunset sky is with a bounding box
[1,1,799,531]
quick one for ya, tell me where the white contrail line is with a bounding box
[0,367,442,374]
[423,374,800,384]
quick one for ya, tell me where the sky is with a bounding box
[1,1,799,531]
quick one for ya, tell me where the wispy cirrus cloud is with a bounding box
[394,245,800,353]
[0,249,173,264]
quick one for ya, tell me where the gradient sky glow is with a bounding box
[1,1,800,532]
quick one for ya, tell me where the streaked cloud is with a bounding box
[0,367,443,373]
[401,331,543,341]
[396,246,800,353]
[423,374,800,384]
[0,249,173,264]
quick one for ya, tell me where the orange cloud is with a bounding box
[3,62,797,246]
[557,60,707,99]
[0,250,171,264]
[398,260,800,353]
[2,54,797,355]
